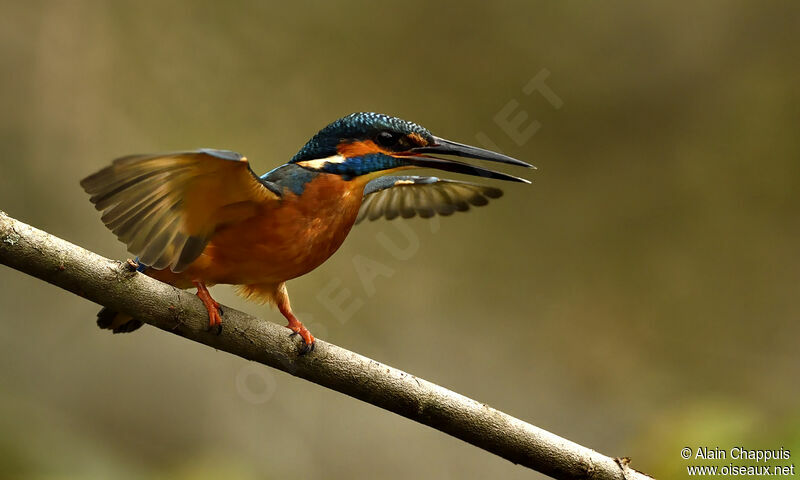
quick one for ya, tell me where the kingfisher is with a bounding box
[81,112,532,354]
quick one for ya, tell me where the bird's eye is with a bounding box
[376,131,401,148]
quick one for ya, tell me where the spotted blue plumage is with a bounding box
[290,112,434,163]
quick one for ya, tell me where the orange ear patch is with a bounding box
[337,140,390,157]
[407,132,429,146]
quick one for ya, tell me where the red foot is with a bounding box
[193,281,222,332]
[286,317,315,354]
[276,284,315,355]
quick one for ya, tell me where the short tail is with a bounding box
[96,307,144,334]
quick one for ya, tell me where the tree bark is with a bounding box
[0,211,653,480]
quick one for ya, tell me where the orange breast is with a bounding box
[151,173,365,288]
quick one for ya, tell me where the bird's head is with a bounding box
[290,112,533,183]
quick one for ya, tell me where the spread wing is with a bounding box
[356,176,503,224]
[81,149,281,272]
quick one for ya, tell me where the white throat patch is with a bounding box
[296,154,347,170]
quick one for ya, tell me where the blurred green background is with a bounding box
[1,1,799,479]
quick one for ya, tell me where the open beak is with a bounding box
[396,136,534,183]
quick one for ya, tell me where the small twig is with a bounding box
[0,211,653,480]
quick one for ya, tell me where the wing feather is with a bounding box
[399,187,416,219]
[356,176,503,224]
[81,149,280,272]
[368,185,391,221]
[428,184,456,216]
[415,186,436,219]
[384,187,401,220]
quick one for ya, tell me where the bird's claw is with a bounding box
[298,340,315,355]
[211,322,223,336]
[194,281,224,335]
[287,324,315,355]
[205,307,223,335]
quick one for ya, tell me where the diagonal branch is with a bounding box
[0,211,653,480]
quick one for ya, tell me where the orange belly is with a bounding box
[148,173,364,291]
